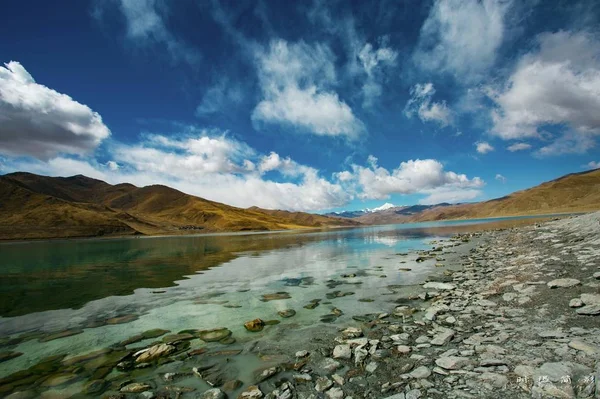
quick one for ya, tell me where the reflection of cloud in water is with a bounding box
[369,235,400,247]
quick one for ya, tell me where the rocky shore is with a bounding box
[1,212,599,399]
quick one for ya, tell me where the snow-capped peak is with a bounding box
[368,203,395,212]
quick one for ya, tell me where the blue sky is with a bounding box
[1,0,599,212]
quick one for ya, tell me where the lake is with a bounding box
[0,215,559,397]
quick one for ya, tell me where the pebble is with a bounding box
[200,388,226,399]
[409,366,431,379]
[326,387,344,399]
[546,278,581,288]
[435,356,471,370]
[238,385,263,398]
[315,377,333,392]
[333,345,352,359]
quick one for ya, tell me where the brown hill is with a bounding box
[0,172,358,240]
[409,168,600,222]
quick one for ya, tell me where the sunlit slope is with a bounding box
[0,172,357,239]
[410,168,600,221]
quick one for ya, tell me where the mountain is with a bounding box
[324,203,403,219]
[408,168,600,222]
[324,169,600,225]
[0,172,359,240]
[353,204,452,225]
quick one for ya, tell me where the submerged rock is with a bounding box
[39,329,83,342]
[162,333,195,343]
[244,319,265,332]
[261,292,291,301]
[0,351,22,363]
[41,373,79,387]
[278,309,296,318]
[201,388,226,399]
[120,382,151,393]
[106,314,139,325]
[198,328,233,342]
[135,343,176,363]
[238,385,263,398]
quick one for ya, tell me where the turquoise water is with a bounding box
[0,214,560,395]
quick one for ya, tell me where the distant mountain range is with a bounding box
[0,172,358,240]
[1,168,599,240]
[325,203,454,223]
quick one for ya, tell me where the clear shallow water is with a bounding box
[0,215,558,389]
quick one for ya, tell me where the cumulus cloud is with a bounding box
[4,129,351,212]
[0,61,110,160]
[587,161,600,169]
[475,141,494,154]
[252,39,364,138]
[413,0,512,80]
[344,157,483,201]
[94,0,199,65]
[507,142,532,152]
[489,30,600,154]
[404,83,453,127]
[495,173,507,183]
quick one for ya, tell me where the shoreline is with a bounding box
[265,211,600,399]
[0,212,581,245]
[0,213,599,398]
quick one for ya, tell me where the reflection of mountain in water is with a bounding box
[0,216,550,317]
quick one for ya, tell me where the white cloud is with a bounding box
[196,78,243,116]
[507,142,532,152]
[405,83,453,127]
[535,132,596,157]
[413,0,512,80]
[334,170,353,182]
[495,173,507,183]
[358,40,398,107]
[4,130,351,212]
[587,161,600,169]
[252,39,364,138]
[94,0,199,65]
[418,187,482,205]
[0,61,110,160]
[475,141,494,154]
[346,157,483,200]
[489,31,600,154]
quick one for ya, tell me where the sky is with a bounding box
[1,0,599,213]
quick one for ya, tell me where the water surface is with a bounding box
[0,215,560,392]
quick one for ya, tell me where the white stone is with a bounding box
[315,377,333,392]
[365,362,378,373]
[547,278,581,288]
[569,298,584,308]
[576,304,600,315]
[333,345,352,359]
[409,366,431,379]
[422,282,455,290]
[430,329,455,346]
[341,327,363,339]
[581,293,600,305]
[295,350,309,358]
[239,385,263,399]
[396,345,411,354]
[325,387,344,399]
[435,356,471,370]
[200,388,226,399]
